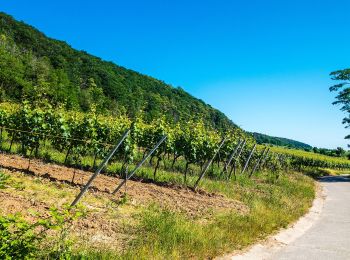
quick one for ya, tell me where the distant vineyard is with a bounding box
[0,102,349,187]
[270,146,350,169]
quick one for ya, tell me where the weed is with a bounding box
[118,193,129,206]
[0,171,9,188]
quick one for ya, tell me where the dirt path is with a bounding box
[0,153,246,217]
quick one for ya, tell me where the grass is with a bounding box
[117,171,314,259]
[0,172,9,189]
[302,167,350,178]
[0,166,315,259]
[64,170,314,259]
[0,137,316,259]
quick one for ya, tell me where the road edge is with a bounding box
[218,181,325,260]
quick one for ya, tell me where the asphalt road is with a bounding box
[270,175,350,260]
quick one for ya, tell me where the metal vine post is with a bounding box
[241,144,256,175]
[258,147,270,170]
[249,146,267,178]
[112,135,167,195]
[228,139,246,179]
[70,129,130,207]
[222,139,242,174]
[193,137,226,190]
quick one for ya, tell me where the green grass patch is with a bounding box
[0,171,9,189]
[70,171,314,259]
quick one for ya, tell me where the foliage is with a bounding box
[329,69,350,145]
[0,12,238,133]
[45,206,86,259]
[0,214,45,259]
[312,146,348,158]
[0,172,9,189]
[0,102,349,189]
[252,132,312,150]
[0,206,84,260]
[253,132,349,159]
[270,146,350,170]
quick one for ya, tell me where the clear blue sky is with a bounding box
[1,0,349,148]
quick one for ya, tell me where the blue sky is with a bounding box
[1,0,349,148]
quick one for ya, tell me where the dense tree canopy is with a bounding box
[0,12,237,133]
[251,132,312,150]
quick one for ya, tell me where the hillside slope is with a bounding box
[0,12,235,131]
[252,132,312,150]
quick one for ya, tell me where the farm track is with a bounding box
[0,152,247,217]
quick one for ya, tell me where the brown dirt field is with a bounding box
[0,179,131,250]
[0,152,247,217]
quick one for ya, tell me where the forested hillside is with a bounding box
[252,132,312,150]
[0,12,235,131]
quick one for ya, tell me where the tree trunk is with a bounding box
[27,147,34,172]
[92,153,97,169]
[200,161,204,172]
[9,132,15,152]
[149,155,155,166]
[228,162,237,181]
[64,145,72,164]
[35,144,39,157]
[171,154,179,169]
[142,149,147,159]
[71,169,76,184]
[153,156,161,181]
[184,162,190,184]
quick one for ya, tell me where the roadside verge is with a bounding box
[219,182,325,260]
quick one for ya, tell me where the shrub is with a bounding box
[0,214,46,259]
[0,206,85,259]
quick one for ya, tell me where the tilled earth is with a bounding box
[0,153,247,217]
[0,186,131,250]
[0,152,248,250]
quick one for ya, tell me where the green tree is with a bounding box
[330,69,350,145]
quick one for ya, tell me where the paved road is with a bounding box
[270,175,350,260]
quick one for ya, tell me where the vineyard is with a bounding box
[270,146,350,169]
[0,101,349,195]
[1,7,350,260]
[0,101,323,258]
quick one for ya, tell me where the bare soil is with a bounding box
[0,152,249,251]
[0,152,247,217]
[0,182,130,250]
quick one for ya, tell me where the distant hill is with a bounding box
[251,132,312,150]
[0,12,240,133]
